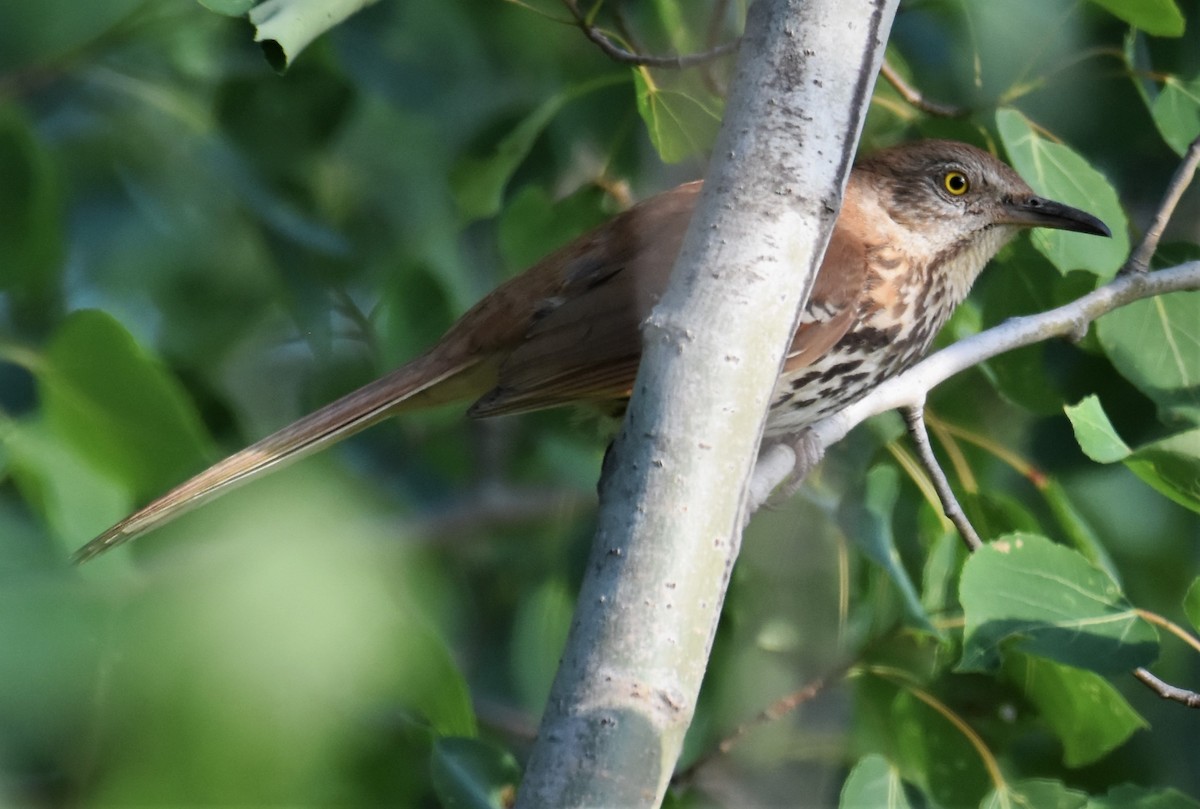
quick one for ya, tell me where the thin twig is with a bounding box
[901,405,983,551]
[1133,668,1200,708]
[672,659,854,788]
[560,0,738,69]
[880,60,967,118]
[1123,134,1200,273]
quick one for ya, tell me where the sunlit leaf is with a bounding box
[1002,652,1146,767]
[981,778,1088,809]
[1151,74,1200,156]
[959,533,1158,673]
[1064,395,1132,463]
[431,737,520,809]
[839,754,923,809]
[1087,0,1185,37]
[996,109,1129,279]
[634,67,723,164]
[249,0,381,72]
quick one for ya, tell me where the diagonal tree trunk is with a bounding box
[515,1,900,805]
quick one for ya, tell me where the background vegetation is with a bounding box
[1,0,1198,806]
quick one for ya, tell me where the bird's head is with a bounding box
[856,140,1110,280]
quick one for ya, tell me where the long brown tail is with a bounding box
[72,349,490,563]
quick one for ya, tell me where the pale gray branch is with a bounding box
[515,0,899,805]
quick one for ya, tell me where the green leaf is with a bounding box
[1064,396,1132,463]
[497,183,611,274]
[1092,785,1200,809]
[1002,652,1146,767]
[6,420,131,544]
[196,0,256,15]
[451,75,624,221]
[633,67,723,164]
[0,104,62,299]
[1087,0,1185,37]
[981,778,1088,809]
[959,533,1158,673]
[890,688,990,808]
[995,109,1130,279]
[839,754,922,809]
[510,578,574,713]
[1097,290,1200,425]
[1039,478,1121,585]
[1151,74,1200,156]
[841,465,936,633]
[248,0,381,73]
[1184,578,1200,634]
[1126,429,1200,514]
[430,737,521,809]
[37,310,212,500]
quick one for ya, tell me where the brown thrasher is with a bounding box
[73,140,1109,563]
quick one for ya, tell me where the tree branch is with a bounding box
[1123,134,1200,274]
[515,1,899,805]
[560,0,737,68]
[879,60,966,118]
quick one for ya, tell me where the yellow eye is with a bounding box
[944,171,970,196]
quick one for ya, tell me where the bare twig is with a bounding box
[672,660,853,788]
[560,0,738,69]
[1133,668,1200,708]
[1123,134,1200,273]
[880,60,967,118]
[901,405,983,551]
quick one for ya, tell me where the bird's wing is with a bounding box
[469,182,700,417]
[781,213,870,372]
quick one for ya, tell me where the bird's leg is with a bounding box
[901,405,982,551]
[746,429,825,516]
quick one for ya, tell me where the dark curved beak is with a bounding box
[1003,196,1111,237]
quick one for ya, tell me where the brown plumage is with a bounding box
[73,140,1109,562]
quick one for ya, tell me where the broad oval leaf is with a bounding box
[1064,395,1132,464]
[1001,652,1146,767]
[1096,290,1200,424]
[1151,74,1200,156]
[996,109,1129,279]
[982,778,1088,809]
[839,754,923,809]
[634,67,723,164]
[1087,0,1185,37]
[1126,429,1200,515]
[959,533,1158,673]
[38,310,212,500]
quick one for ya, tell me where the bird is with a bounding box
[72,140,1110,563]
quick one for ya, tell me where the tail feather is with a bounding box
[72,351,484,563]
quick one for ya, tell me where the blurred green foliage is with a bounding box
[0,0,1199,806]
